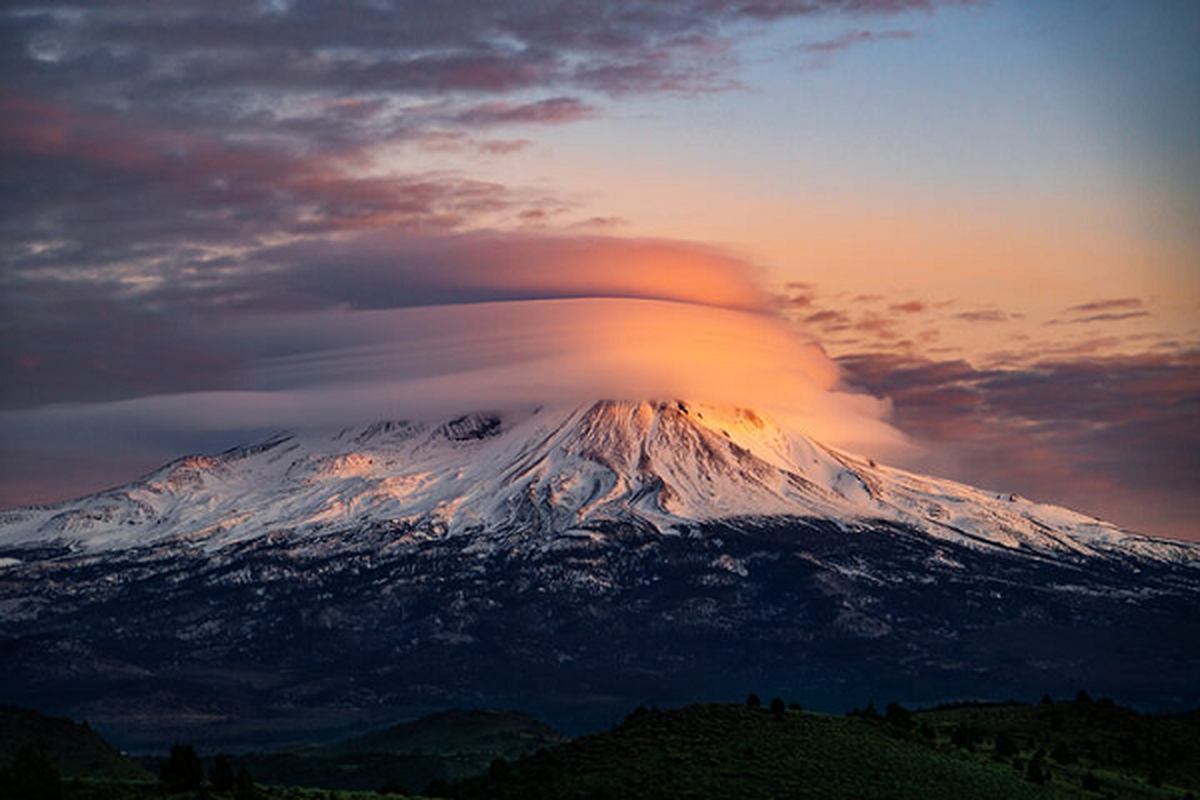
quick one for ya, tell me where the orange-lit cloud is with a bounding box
[0,233,906,510]
[259,232,775,312]
[1,297,903,469]
[236,298,897,451]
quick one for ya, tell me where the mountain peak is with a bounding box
[1,402,1197,750]
[0,400,1195,567]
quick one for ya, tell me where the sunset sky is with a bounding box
[1,1,1197,540]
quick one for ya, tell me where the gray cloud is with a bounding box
[0,232,773,410]
[1046,297,1153,325]
[839,349,1200,541]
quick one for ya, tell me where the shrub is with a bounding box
[1051,741,1076,765]
[379,779,409,795]
[951,723,978,750]
[424,778,453,797]
[885,702,913,730]
[1026,756,1049,785]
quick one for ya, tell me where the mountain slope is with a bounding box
[0,401,1191,565]
[0,400,1196,748]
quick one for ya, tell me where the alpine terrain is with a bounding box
[1,400,1196,748]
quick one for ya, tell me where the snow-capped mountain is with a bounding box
[0,400,1196,748]
[1,400,1191,563]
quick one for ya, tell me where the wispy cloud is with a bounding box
[954,309,1010,323]
[1047,297,1153,325]
[453,98,599,127]
[1067,297,1144,314]
[796,28,916,67]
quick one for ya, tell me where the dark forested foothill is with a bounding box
[0,694,1197,799]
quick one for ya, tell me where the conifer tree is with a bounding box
[233,765,256,800]
[210,754,235,791]
[160,744,203,791]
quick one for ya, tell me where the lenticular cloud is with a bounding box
[0,233,905,506]
[228,296,899,452]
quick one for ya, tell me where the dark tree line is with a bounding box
[160,744,256,797]
[0,745,61,800]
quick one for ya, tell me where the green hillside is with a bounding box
[0,705,149,782]
[448,703,1049,800]
[331,708,568,761]
[445,699,1200,800]
[913,695,1200,799]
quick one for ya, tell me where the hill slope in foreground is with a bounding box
[449,701,1200,800]
[3,697,1199,799]
[0,705,148,781]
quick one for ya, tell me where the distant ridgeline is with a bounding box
[1,694,1198,799]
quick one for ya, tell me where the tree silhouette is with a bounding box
[209,754,235,791]
[746,693,761,708]
[233,765,256,800]
[770,697,786,718]
[159,744,202,791]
